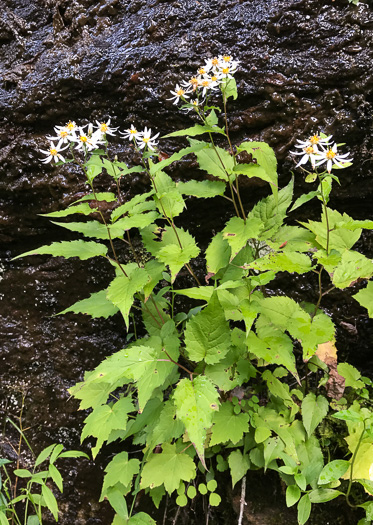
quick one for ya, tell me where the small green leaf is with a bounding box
[41,484,59,520]
[221,77,237,100]
[198,483,208,495]
[353,281,373,318]
[49,464,63,492]
[187,485,197,499]
[286,485,301,507]
[35,444,56,467]
[58,290,119,319]
[222,217,262,259]
[177,180,226,199]
[13,469,32,478]
[128,512,157,525]
[290,191,320,212]
[228,450,250,488]
[308,488,343,503]
[163,124,225,138]
[302,393,329,438]
[254,426,272,444]
[205,232,231,276]
[40,202,98,218]
[207,479,217,492]
[297,494,311,525]
[176,494,188,506]
[209,492,221,506]
[237,141,278,198]
[101,452,140,498]
[140,443,196,495]
[337,363,364,389]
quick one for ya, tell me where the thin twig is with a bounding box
[162,494,169,525]
[238,475,247,525]
[172,504,181,525]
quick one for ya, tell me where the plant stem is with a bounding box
[346,421,366,507]
[238,475,247,525]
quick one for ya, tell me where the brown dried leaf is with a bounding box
[316,341,345,400]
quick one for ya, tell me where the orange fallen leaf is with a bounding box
[316,341,345,400]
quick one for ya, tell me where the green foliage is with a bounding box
[18,60,373,524]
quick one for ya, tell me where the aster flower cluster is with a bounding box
[168,55,239,109]
[291,133,353,173]
[40,119,160,164]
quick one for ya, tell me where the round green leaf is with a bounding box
[209,492,221,507]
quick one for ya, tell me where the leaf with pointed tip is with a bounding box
[75,192,117,203]
[246,251,312,274]
[228,450,250,488]
[184,294,231,364]
[210,401,250,446]
[163,124,225,138]
[302,393,329,438]
[100,452,140,499]
[353,281,373,318]
[222,217,262,260]
[177,180,226,199]
[140,443,196,494]
[153,170,185,218]
[149,143,207,175]
[332,251,373,289]
[205,232,231,276]
[190,139,233,181]
[40,202,98,218]
[237,141,278,198]
[173,376,219,467]
[57,290,119,318]
[107,266,149,328]
[12,240,108,260]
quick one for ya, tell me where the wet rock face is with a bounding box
[0,0,372,523]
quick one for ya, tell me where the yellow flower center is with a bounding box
[326,149,336,159]
[50,148,57,156]
[66,121,75,130]
[80,135,88,143]
[211,76,217,81]
[190,77,199,85]
[143,137,150,143]
[223,55,232,62]
[222,67,230,74]
[309,135,319,145]
[59,131,68,138]
[100,123,108,132]
[130,128,137,134]
[212,58,219,66]
[198,68,206,75]
[177,89,185,96]
[202,80,210,87]
[305,146,315,154]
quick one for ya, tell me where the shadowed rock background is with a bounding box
[0,0,372,523]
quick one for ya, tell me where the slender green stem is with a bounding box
[346,420,366,508]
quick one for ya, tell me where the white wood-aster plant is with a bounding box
[15,56,373,525]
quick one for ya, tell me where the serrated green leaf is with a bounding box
[75,192,117,204]
[337,363,364,389]
[141,443,196,494]
[318,460,350,485]
[222,217,262,259]
[228,450,250,488]
[57,290,119,318]
[205,232,231,276]
[153,170,185,219]
[40,202,98,218]
[297,494,311,525]
[289,191,320,212]
[302,393,329,438]
[237,141,278,198]
[173,376,219,467]
[142,225,200,283]
[12,240,108,261]
[110,211,160,233]
[163,124,225,138]
[210,401,250,446]
[191,139,234,181]
[246,251,312,274]
[49,464,63,493]
[100,452,140,498]
[221,77,237,100]
[332,251,373,289]
[175,287,214,302]
[177,180,226,198]
[353,281,373,318]
[81,397,134,458]
[149,144,207,175]
[111,191,155,222]
[184,294,231,365]
[35,444,56,467]
[107,266,149,328]
[247,178,293,240]
[147,401,184,449]
[41,485,58,520]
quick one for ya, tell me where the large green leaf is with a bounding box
[246,251,312,274]
[205,232,231,277]
[100,452,140,499]
[40,202,98,218]
[184,294,231,365]
[302,393,329,438]
[153,170,185,219]
[332,251,373,289]
[210,401,250,446]
[318,460,350,485]
[140,443,196,494]
[147,400,184,449]
[57,290,119,318]
[190,139,234,181]
[247,178,293,240]
[81,397,135,458]
[173,376,219,467]
[13,240,108,260]
[107,264,149,327]
[141,225,200,283]
[177,180,226,199]
[237,141,278,197]
[222,217,262,260]
[353,281,373,318]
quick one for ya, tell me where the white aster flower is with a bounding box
[70,126,103,152]
[40,141,68,164]
[95,118,118,137]
[136,127,159,151]
[204,57,220,73]
[120,124,142,141]
[168,84,190,105]
[314,143,353,173]
[295,133,333,149]
[291,144,321,169]
[181,76,201,92]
